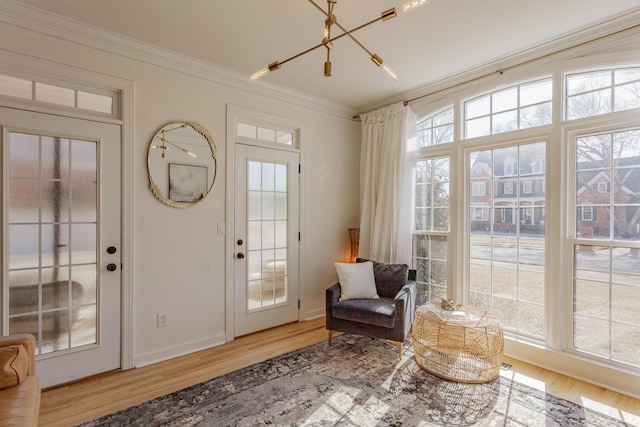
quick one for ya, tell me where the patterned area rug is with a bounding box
[80,334,630,426]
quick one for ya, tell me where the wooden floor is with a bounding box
[39,317,640,426]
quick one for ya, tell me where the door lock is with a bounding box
[106,263,118,272]
[237,252,245,259]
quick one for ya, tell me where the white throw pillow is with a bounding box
[335,261,379,301]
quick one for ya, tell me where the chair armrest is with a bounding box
[326,283,341,307]
[394,280,417,324]
[394,281,416,306]
[0,334,36,375]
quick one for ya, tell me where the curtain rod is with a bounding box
[402,22,640,107]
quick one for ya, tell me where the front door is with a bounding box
[234,143,299,336]
[1,107,121,387]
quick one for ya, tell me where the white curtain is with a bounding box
[359,102,416,264]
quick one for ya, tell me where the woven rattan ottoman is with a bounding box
[411,304,504,383]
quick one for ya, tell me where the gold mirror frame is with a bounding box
[147,121,217,208]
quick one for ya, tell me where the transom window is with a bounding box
[416,107,454,147]
[237,122,295,147]
[464,78,552,139]
[0,74,116,116]
[565,67,640,120]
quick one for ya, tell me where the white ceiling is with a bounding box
[11,0,640,111]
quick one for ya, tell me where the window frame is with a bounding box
[412,60,640,386]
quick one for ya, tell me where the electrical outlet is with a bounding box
[157,312,169,328]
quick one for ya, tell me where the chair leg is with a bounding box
[328,330,336,346]
[388,340,403,360]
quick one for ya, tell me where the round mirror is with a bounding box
[147,121,217,208]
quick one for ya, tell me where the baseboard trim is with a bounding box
[505,338,640,400]
[134,333,226,368]
[302,307,325,321]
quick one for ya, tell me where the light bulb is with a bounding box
[382,64,398,81]
[401,0,430,13]
[250,67,269,80]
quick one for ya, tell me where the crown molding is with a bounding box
[0,0,358,120]
[374,6,640,114]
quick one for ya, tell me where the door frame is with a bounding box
[0,53,135,371]
[225,104,304,342]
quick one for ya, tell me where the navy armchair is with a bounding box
[326,258,417,359]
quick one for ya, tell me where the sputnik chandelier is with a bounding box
[250,0,430,81]
[151,124,197,158]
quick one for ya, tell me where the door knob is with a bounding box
[237,252,245,259]
[106,263,118,272]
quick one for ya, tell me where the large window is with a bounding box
[416,107,454,147]
[566,67,640,120]
[413,157,449,305]
[464,78,552,139]
[572,129,640,365]
[469,142,546,339]
[412,64,640,377]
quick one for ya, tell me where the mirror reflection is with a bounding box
[147,121,217,208]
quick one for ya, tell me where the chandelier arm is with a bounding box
[162,139,197,157]
[278,42,326,67]
[276,16,382,68]
[308,0,396,46]
[252,6,398,78]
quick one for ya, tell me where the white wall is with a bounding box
[0,4,360,367]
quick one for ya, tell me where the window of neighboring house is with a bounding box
[413,157,450,305]
[572,128,640,366]
[566,67,640,120]
[472,181,487,196]
[416,107,454,147]
[531,159,544,174]
[504,157,516,176]
[464,78,553,139]
[504,181,514,194]
[471,206,489,221]
[522,180,533,194]
[598,182,609,193]
[469,141,546,340]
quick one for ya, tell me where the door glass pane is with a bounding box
[7,131,98,356]
[246,160,289,310]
